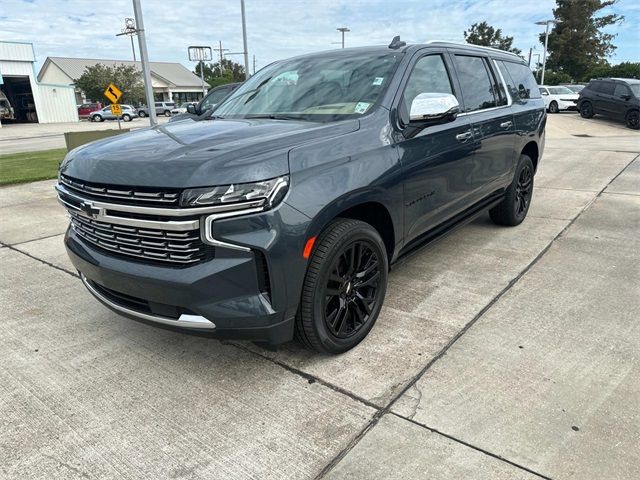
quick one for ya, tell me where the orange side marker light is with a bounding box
[303,236,317,259]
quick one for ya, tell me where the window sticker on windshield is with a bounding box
[354,102,371,114]
[372,77,384,86]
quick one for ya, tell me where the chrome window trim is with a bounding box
[492,58,513,107]
[457,104,511,117]
[82,275,216,329]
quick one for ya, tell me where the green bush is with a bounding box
[583,62,640,81]
[542,71,572,85]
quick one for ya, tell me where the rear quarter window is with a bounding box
[497,60,541,103]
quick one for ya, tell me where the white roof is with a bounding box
[37,56,207,87]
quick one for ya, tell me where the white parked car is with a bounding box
[538,85,579,113]
[171,102,197,115]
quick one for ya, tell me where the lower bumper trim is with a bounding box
[81,274,216,330]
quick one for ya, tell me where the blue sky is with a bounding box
[1,0,638,74]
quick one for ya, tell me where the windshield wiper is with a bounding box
[244,114,309,121]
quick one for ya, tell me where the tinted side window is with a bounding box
[594,81,615,95]
[154,102,162,107]
[613,84,629,97]
[402,54,453,113]
[500,61,541,101]
[453,55,497,112]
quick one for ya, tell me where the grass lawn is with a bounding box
[0,148,67,186]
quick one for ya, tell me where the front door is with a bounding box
[396,51,478,244]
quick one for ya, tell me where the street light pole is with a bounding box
[536,19,556,85]
[132,0,157,126]
[336,27,350,48]
[240,0,250,80]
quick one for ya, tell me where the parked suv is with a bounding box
[578,78,640,129]
[56,39,545,353]
[90,105,137,122]
[78,102,103,119]
[138,101,176,117]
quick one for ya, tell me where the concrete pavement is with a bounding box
[1,114,639,479]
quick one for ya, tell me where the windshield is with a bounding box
[214,51,401,121]
[548,86,575,95]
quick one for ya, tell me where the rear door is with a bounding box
[396,50,477,242]
[449,52,516,197]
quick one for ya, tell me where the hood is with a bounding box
[60,118,359,188]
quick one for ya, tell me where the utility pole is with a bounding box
[336,27,350,48]
[115,17,138,61]
[528,47,532,67]
[213,41,229,76]
[253,55,256,75]
[132,0,157,126]
[535,19,557,85]
[240,0,250,80]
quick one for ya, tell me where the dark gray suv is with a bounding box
[56,38,545,353]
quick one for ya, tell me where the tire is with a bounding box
[549,101,559,114]
[138,110,147,117]
[164,110,171,117]
[295,218,388,354]
[122,114,131,122]
[580,101,594,118]
[625,110,639,130]
[489,154,534,227]
[93,115,103,122]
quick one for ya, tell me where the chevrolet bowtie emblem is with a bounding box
[79,200,100,218]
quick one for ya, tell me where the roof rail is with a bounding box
[425,40,522,58]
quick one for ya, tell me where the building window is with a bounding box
[172,92,203,104]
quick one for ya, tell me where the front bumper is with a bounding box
[558,100,578,111]
[64,201,311,345]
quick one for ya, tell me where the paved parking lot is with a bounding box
[1,114,639,479]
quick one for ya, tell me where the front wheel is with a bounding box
[295,219,388,354]
[164,110,171,117]
[122,114,132,122]
[625,110,639,130]
[93,115,103,122]
[489,154,534,227]
[580,101,594,118]
[138,110,147,117]
[549,101,559,114]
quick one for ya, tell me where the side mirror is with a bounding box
[187,104,198,114]
[410,93,460,124]
[541,91,549,96]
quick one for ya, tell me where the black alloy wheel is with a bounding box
[295,218,388,354]
[580,101,594,118]
[515,163,533,219]
[489,154,535,227]
[625,110,639,130]
[323,240,381,339]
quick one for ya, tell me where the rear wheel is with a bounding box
[295,219,388,354]
[549,101,559,114]
[580,101,594,118]
[164,110,171,117]
[625,110,639,130]
[138,110,147,117]
[122,114,132,122]
[93,115,103,122]
[490,154,534,227]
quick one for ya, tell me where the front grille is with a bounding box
[61,174,181,207]
[69,210,212,265]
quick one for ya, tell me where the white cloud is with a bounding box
[0,0,636,76]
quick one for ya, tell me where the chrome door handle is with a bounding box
[500,121,513,128]
[456,131,472,142]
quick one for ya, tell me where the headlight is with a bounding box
[180,175,289,209]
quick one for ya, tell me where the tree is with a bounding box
[464,21,522,54]
[541,70,572,85]
[74,64,145,105]
[584,62,640,81]
[541,0,624,81]
[194,58,246,88]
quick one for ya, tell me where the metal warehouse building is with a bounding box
[0,40,78,127]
